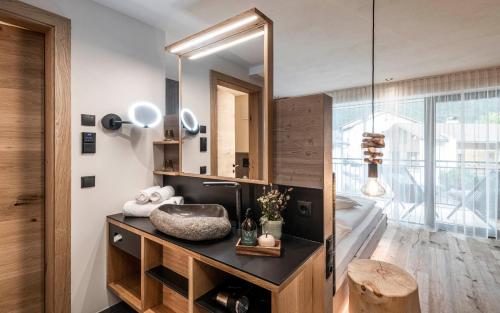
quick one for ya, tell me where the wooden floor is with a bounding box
[369,223,500,313]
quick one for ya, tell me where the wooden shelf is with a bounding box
[153,170,180,176]
[144,304,175,313]
[108,274,141,312]
[146,265,189,298]
[153,140,179,145]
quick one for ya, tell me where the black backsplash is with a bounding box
[163,176,324,242]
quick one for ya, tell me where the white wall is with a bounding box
[20,1,166,312]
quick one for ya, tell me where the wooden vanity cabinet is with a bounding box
[107,218,323,313]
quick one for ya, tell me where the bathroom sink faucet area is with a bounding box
[203,181,242,229]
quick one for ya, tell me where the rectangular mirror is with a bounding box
[167,9,273,184]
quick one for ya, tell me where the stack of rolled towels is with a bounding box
[123,185,184,217]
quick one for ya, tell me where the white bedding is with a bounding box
[335,206,383,290]
[335,195,376,230]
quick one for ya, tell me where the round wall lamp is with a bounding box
[181,108,200,135]
[102,101,162,130]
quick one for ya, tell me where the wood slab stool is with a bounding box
[348,259,421,313]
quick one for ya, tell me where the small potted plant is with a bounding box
[257,185,293,239]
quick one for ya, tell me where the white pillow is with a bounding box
[335,195,359,210]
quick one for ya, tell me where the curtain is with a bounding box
[330,67,500,238]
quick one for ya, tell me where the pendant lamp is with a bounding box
[361,0,386,197]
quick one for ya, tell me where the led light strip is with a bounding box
[170,15,258,53]
[188,30,265,60]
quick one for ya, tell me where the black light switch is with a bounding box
[82,132,96,153]
[200,137,207,152]
[81,176,95,188]
[81,114,96,126]
[200,166,207,174]
[200,125,207,133]
[242,158,249,168]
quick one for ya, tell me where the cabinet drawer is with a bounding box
[109,223,141,259]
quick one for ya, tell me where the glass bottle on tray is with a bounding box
[240,208,257,246]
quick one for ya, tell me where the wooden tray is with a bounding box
[236,238,281,257]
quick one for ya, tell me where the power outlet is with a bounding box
[297,200,312,217]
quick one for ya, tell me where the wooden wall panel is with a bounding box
[273,93,334,313]
[273,94,332,189]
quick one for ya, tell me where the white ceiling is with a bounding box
[94,0,500,97]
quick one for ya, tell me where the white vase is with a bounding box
[261,217,283,240]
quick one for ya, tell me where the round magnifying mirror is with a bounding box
[181,108,200,135]
[128,101,162,128]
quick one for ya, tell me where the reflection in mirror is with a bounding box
[180,30,264,180]
[180,108,200,135]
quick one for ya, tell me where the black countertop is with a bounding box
[108,213,322,286]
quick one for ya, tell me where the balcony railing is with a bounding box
[333,157,499,232]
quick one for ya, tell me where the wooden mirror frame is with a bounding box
[166,8,273,185]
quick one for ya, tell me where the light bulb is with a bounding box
[361,177,386,197]
[361,163,386,197]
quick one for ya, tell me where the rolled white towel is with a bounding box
[150,186,175,204]
[164,196,184,205]
[123,196,185,217]
[135,186,161,204]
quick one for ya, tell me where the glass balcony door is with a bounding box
[333,89,500,238]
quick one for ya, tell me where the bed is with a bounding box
[332,195,388,311]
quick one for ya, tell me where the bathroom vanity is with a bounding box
[109,7,334,313]
[107,214,323,313]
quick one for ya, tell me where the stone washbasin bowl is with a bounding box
[150,204,232,241]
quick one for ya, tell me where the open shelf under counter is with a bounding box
[146,265,189,298]
[108,274,141,311]
[194,278,272,313]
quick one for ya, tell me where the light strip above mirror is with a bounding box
[188,30,265,60]
[166,8,270,56]
[170,15,258,53]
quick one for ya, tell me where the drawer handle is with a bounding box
[113,233,123,243]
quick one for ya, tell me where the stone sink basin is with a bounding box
[149,204,231,241]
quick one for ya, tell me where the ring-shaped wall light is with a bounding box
[181,108,200,135]
[102,101,162,130]
[128,101,162,128]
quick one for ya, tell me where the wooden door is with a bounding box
[0,22,45,312]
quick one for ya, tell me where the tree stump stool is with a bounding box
[348,259,421,313]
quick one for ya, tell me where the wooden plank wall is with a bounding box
[273,94,332,189]
[273,93,333,313]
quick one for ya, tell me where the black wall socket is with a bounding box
[297,200,312,217]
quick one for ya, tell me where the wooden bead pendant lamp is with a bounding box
[361,0,386,197]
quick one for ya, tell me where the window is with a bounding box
[331,68,500,238]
